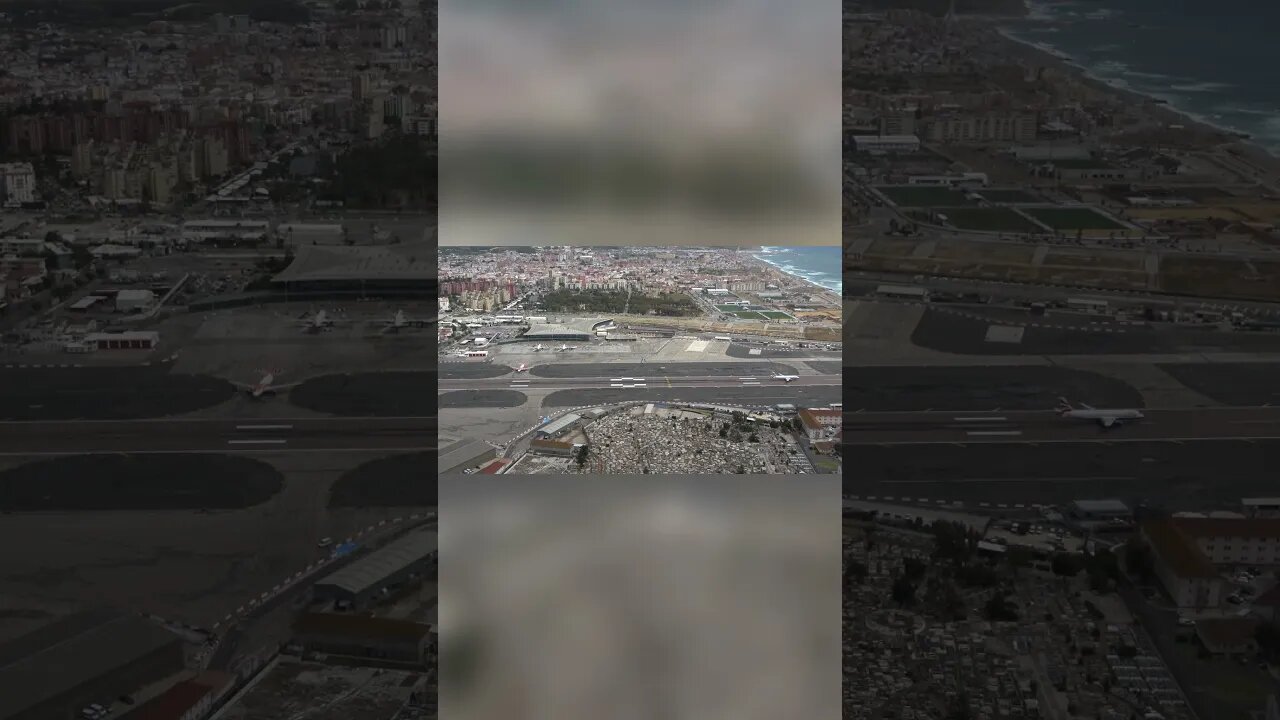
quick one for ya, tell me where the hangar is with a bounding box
[271,242,434,294]
[0,610,183,720]
[292,613,433,666]
[313,528,437,610]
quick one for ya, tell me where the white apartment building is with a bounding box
[0,162,37,205]
[852,135,920,154]
[924,111,1038,144]
[1142,518,1224,610]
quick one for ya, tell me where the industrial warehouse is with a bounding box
[0,610,183,720]
[312,528,437,611]
[269,242,435,295]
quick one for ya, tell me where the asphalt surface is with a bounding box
[843,439,1280,507]
[543,386,842,408]
[0,417,436,455]
[527,362,799,378]
[438,390,528,408]
[1158,362,1280,407]
[725,344,841,359]
[330,452,437,508]
[806,361,843,375]
[0,454,283,510]
[0,366,234,420]
[842,365,1141,411]
[290,372,437,416]
[842,407,1280,444]
[911,308,1280,355]
[438,364,513,379]
[439,374,839,391]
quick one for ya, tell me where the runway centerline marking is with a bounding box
[966,430,1022,436]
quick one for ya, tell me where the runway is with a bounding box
[843,406,1280,445]
[0,417,437,455]
[439,374,840,391]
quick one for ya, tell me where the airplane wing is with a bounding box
[1080,402,1095,410]
[265,382,303,391]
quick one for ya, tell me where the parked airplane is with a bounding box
[515,363,528,372]
[233,371,301,399]
[381,309,433,332]
[298,310,335,332]
[1056,397,1144,428]
[532,344,545,352]
[773,374,800,382]
[555,344,577,352]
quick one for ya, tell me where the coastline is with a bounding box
[750,248,842,296]
[988,23,1280,178]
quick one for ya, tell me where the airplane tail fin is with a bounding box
[1055,397,1073,414]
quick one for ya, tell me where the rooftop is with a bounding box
[1172,516,1280,540]
[1141,518,1217,579]
[0,610,181,718]
[294,612,431,642]
[272,243,435,283]
[315,529,437,597]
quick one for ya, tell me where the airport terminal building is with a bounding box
[518,318,615,343]
[270,242,434,296]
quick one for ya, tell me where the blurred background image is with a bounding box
[440,476,840,720]
[439,0,841,247]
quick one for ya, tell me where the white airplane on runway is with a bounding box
[515,363,528,372]
[1056,397,1145,428]
[532,344,545,352]
[555,344,577,352]
[234,371,301,399]
[773,374,800,382]
[298,309,336,333]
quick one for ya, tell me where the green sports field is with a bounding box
[759,311,792,319]
[875,185,974,208]
[1023,206,1126,230]
[977,189,1042,203]
[730,311,768,320]
[934,206,1044,233]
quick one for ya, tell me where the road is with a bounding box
[843,406,1280,445]
[0,417,436,455]
[439,373,840,391]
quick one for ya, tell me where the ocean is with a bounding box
[753,246,842,293]
[1001,0,1280,153]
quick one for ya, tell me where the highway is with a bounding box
[439,374,840,391]
[843,406,1280,445]
[0,417,436,455]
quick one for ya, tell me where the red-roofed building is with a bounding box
[796,408,840,442]
[478,458,510,474]
[123,676,223,720]
[1141,518,1224,610]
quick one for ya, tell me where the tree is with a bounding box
[1256,622,1280,661]
[1006,546,1032,577]
[575,445,588,467]
[891,576,916,608]
[748,433,759,443]
[846,560,868,585]
[903,557,927,583]
[1052,552,1083,579]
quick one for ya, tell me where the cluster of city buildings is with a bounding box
[0,2,437,208]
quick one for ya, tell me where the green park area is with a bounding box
[977,189,1042,203]
[875,185,974,208]
[934,207,1044,233]
[1024,206,1126,231]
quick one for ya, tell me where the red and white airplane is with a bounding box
[233,370,300,399]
